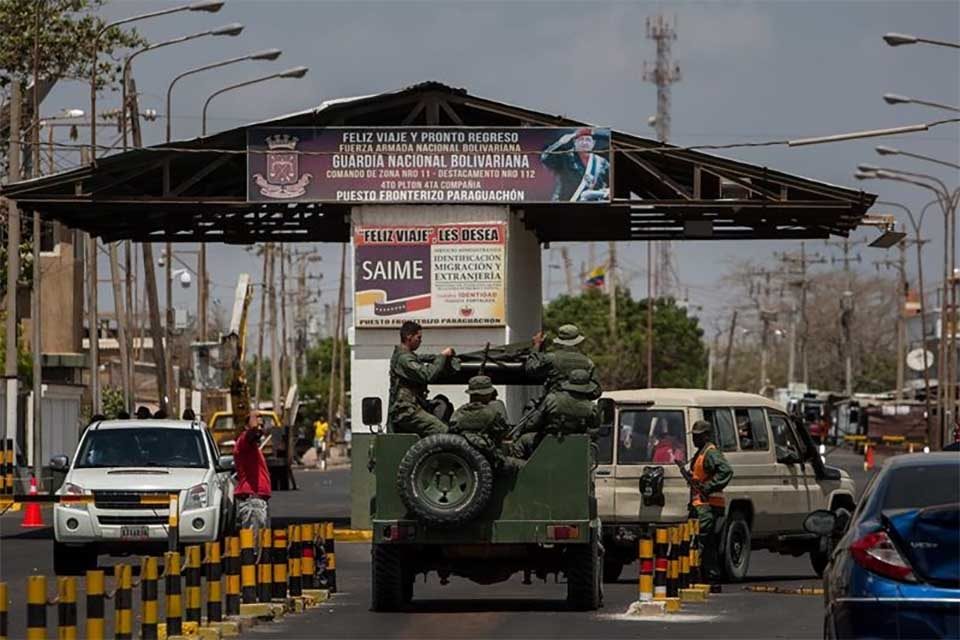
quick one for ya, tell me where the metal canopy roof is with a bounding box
[1,81,875,244]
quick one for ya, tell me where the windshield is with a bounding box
[617,410,687,464]
[75,428,209,469]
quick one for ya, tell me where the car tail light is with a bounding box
[384,525,415,541]
[850,530,916,582]
[546,525,580,540]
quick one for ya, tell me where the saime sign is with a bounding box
[354,222,506,328]
[248,127,611,204]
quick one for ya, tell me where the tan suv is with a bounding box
[596,389,856,582]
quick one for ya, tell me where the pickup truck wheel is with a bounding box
[567,536,601,610]
[54,542,97,576]
[371,544,404,611]
[721,512,751,582]
[397,434,493,527]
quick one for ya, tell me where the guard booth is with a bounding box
[2,81,876,524]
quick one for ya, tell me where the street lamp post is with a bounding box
[883,32,960,49]
[201,66,309,136]
[88,0,225,162]
[122,23,244,149]
[876,146,960,170]
[883,93,960,114]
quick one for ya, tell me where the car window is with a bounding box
[769,411,804,460]
[733,408,769,451]
[876,464,960,511]
[617,410,687,464]
[75,428,208,468]
[702,408,738,452]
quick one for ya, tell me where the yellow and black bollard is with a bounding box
[300,523,316,590]
[288,524,303,598]
[205,541,223,624]
[667,526,680,598]
[141,556,159,640]
[0,581,7,640]
[239,528,257,604]
[85,570,105,640]
[224,537,241,617]
[653,526,668,601]
[57,576,78,640]
[679,521,691,589]
[272,528,288,600]
[638,532,654,602]
[258,529,273,603]
[165,551,183,637]
[185,546,202,624]
[26,575,46,640]
[2,439,14,495]
[167,495,180,551]
[114,563,133,640]
[690,518,701,584]
[323,522,337,593]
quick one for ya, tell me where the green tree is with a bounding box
[101,385,124,418]
[543,289,707,390]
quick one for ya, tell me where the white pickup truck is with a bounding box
[51,419,236,575]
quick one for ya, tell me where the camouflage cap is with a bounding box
[465,375,496,397]
[554,323,585,346]
[691,420,713,435]
[561,368,595,394]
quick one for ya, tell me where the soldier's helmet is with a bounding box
[691,420,713,435]
[562,369,594,394]
[465,375,496,397]
[554,324,585,347]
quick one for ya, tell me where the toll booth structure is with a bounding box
[2,81,875,524]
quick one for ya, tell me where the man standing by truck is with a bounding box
[687,420,733,583]
[389,320,457,436]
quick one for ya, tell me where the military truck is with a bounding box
[361,394,612,611]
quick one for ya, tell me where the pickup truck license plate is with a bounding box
[120,526,149,540]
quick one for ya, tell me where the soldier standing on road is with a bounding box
[686,420,733,583]
[524,324,601,399]
[512,369,600,460]
[389,320,457,437]
[449,375,512,468]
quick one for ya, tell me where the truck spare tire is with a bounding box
[396,433,494,526]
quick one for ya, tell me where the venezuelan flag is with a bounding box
[585,265,606,288]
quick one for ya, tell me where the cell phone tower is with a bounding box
[643,13,682,298]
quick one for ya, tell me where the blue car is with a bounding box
[807,452,959,639]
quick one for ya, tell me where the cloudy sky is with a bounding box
[43,0,959,338]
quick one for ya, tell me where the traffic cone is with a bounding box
[22,475,44,528]
[863,445,875,472]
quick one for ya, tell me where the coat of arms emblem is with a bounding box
[252,134,312,199]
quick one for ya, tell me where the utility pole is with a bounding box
[278,244,288,397]
[777,243,826,387]
[128,77,167,414]
[253,244,269,407]
[721,310,738,390]
[646,241,654,388]
[745,268,779,396]
[827,237,866,397]
[86,233,101,414]
[269,246,281,419]
[108,244,132,410]
[30,3,43,468]
[875,241,909,401]
[608,241,617,341]
[560,247,574,296]
[6,81,23,446]
[328,245,347,427]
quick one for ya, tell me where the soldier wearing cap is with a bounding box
[525,324,601,400]
[511,368,600,460]
[449,376,511,468]
[685,419,734,583]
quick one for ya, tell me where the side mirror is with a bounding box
[49,455,70,471]
[217,455,235,472]
[776,446,802,465]
[597,398,615,429]
[803,509,837,537]
[362,397,383,427]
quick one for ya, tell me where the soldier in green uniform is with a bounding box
[524,324,601,399]
[449,376,511,468]
[389,320,457,437]
[512,368,600,460]
[686,420,734,583]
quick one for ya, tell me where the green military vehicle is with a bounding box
[360,390,612,612]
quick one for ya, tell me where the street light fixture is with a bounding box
[883,93,960,113]
[122,23,245,148]
[883,32,960,49]
[165,48,282,143]
[875,145,960,170]
[787,118,960,146]
[89,0,226,160]
[201,66,309,136]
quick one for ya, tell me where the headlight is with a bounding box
[183,483,208,510]
[59,482,89,510]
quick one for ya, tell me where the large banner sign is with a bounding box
[247,127,611,204]
[354,222,506,328]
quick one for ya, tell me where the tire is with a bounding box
[371,544,404,611]
[567,536,601,611]
[721,511,751,582]
[602,554,624,583]
[54,542,97,576]
[396,434,493,527]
